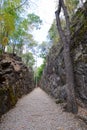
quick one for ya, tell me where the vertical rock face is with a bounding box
[0,53,34,117]
[71,3,87,103]
[41,2,87,103]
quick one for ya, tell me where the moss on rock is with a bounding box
[8,87,17,107]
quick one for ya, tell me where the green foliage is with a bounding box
[27,13,42,29]
[65,0,79,16]
[0,48,3,54]
[0,0,42,55]
[0,0,19,48]
[38,41,48,59]
[6,45,13,53]
[0,12,15,46]
[36,60,46,83]
[22,52,35,68]
[48,20,59,45]
[70,6,87,47]
[7,13,42,55]
[48,0,79,46]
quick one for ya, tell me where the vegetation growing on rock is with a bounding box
[41,1,87,108]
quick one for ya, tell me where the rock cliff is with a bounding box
[41,2,87,104]
[0,53,34,117]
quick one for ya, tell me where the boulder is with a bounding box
[0,53,34,117]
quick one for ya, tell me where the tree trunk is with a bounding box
[55,0,78,114]
[13,44,15,54]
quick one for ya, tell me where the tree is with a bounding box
[55,0,78,114]
[27,13,42,30]
[65,0,79,16]
[0,0,41,53]
[48,20,59,45]
[22,52,35,68]
[34,59,46,84]
[38,41,48,59]
[8,13,42,54]
[0,1,16,51]
[0,0,27,52]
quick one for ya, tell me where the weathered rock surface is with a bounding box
[0,53,34,117]
[41,2,87,104]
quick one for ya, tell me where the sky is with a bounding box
[29,0,56,66]
[30,0,56,43]
[29,0,86,67]
[31,0,86,44]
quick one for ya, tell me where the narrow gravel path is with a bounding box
[0,88,87,130]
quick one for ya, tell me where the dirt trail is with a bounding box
[0,88,86,130]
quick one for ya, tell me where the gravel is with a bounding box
[0,88,87,130]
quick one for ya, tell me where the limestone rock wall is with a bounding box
[41,2,87,103]
[0,53,34,117]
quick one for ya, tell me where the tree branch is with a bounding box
[61,0,70,42]
[55,0,65,43]
[57,0,62,15]
[14,0,28,10]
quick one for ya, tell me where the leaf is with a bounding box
[4,12,15,33]
[0,16,3,21]
[2,37,8,46]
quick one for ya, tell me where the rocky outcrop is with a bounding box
[0,53,34,117]
[41,2,87,104]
